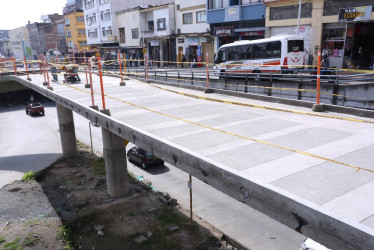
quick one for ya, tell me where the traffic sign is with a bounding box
[142,48,147,54]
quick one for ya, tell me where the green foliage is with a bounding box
[22,171,36,181]
[92,158,106,175]
[57,226,73,249]
[24,219,38,226]
[3,238,22,250]
[0,236,5,244]
[23,232,39,247]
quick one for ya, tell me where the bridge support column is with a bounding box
[101,127,129,197]
[56,103,77,158]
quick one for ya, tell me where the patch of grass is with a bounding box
[140,228,179,250]
[92,158,106,175]
[22,171,36,181]
[0,236,5,244]
[23,232,39,247]
[24,219,38,226]
[57,226,73,250]
[77,208,94,225]
[128,172,136,184]
[156,206,199,234]
[3,238,22,250]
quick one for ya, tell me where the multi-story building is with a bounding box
[9,26,34,60]
[115,7,143,66]
[64,0,83,14]
[0,30,11,57]
[27,14,64,57]
[64,11,90,60]
[264,0,374,69]
[139,3,176,66]
[83,0,124,59]
[206,0,266,52]
[175,0,213,66]
[56,19,68,56]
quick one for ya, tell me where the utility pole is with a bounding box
[297,0,302,35]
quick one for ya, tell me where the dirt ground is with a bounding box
[0,142,237,250]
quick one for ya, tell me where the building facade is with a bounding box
[0,30,10,57]
[139,4,177,66]
[64,11,90,60]
[175,0,214,66]
[27,14,64,58]
[206,0,266,52]
[9,26,34,60]
[264,0,374,69]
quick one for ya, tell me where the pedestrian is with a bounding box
[181,54,186,68]
[30,95,35,103]
[49,50,58,81]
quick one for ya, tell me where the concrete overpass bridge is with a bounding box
[1,72,374,249]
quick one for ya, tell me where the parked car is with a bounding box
[26,102,44,116]
[300,238,330,250]
[127,146,164,169]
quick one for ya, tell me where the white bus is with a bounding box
[213,35,306,78]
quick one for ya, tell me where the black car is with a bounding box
[127,146,164,169]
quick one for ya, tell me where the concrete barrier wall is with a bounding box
[3,75,374,250]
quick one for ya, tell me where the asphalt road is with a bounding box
[0,90,306,249]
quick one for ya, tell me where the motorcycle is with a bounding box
[310,58,337,83]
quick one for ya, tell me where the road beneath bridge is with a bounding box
[2,72,374,249]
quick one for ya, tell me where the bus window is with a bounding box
[288,40,304,53]
[215,49,226,64]
[238,45,252,60]
[228,47,239,60]
[253,43,266,59]
[266,41,281,59]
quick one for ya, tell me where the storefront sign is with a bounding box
[200,36,213,43]
[338,6,372,22]
[177,38,184,43]
[185,37,199,46]
[107,36,118,41]
[239,31,264,36]
[214,26,234,37]
[228,8,236,15]
[150,40,159,46]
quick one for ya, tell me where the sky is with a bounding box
[1,0,67,30]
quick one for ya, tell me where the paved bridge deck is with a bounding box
[5,73,374,248]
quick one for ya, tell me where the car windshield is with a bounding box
[32,103,42,107]
[145,151,153,157]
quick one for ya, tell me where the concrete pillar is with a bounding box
[160,39,164,68]
[311,0,325,66]
[56,103,77,158]
[101,127,129,197]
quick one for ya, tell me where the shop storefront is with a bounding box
[322,5,374,69]
[176,36,214,67]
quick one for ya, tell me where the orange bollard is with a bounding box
[38,55,42,74]
[206,52,209,89]
[145,54,149,83]
[12,56,17,76]
[42,56,47,85]
[89,60,95,106]
[317,50,321,105]
[97,56,106,110]
[24,55,31,81]
[123,53,127,79]
[118,53,125,85]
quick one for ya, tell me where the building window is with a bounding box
[84,0,95,9]
[242,0,261,4]
[102,26,112,36]
[157,18,166,30]
[79,41,86,47]
[86,13,96,25]
[148,21,154,31]
[66,30,72,38]
[100,9,111,21]
[99,0,109,4]
[131,28,139,39]
[196,11,206,23]
[78,29,86,35]
[269,3,312,21]
[76,16,84,22]
[88,29,98,38]
[183,13,193,24]
[67,41,73,48]
[119,27,125,43]
[65,18,70,26]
